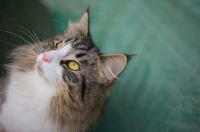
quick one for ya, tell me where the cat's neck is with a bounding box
[0,69,102,132]
[0,69,58,132]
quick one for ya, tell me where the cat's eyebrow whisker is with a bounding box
[0,30,39,53]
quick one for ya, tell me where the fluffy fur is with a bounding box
[0,11,130,132]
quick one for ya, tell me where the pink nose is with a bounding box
[42,53,51,63]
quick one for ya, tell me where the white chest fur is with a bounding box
[0,70,57,132]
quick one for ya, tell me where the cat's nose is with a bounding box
[42,53,51,63]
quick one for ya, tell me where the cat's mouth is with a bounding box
[36,62,62,84]
[36,60,47,81]
[36,54,45,75]
[36,62,43,74]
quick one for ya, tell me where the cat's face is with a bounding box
[37,36,100,86]
[34,12,129,103]
[36,34,105,103]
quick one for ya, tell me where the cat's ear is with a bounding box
[101,54,130,84]
[78,10,90,36]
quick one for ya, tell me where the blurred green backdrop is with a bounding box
[0,0,200,131]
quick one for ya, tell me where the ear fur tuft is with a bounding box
[78,12,89,36]
[125,54,135,62]
[101,54,129,82]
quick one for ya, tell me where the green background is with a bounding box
[0,0,200,131]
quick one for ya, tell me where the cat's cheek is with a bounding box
[36,54,43,63]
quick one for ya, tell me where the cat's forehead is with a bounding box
[44,34,100,54]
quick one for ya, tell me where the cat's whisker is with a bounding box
[14,25,43,53]
[62,83,78,107]
[10,53,36,58]
[5,64,29,71]
[16,29,41,53]
[74,103,81,132]
[62,91,73,127]
[65,84,81,132]
[58,83,73,128]
[57,87,63,116]
[57,86,63,115]
[78,102,93,122]
[0,41,37,55]
[54,85,61,131]
[0,30,39,53]
[62,83,91,123]
[15,25,35,38]
[32,30,43,50]
[0,40,19,48]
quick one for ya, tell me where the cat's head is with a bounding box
[35,11,129,101]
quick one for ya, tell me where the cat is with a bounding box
[0,10,130,132]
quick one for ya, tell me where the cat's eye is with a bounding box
[55,42,63,50]
[64,61,80,71]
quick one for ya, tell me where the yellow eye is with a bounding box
[67,61,79,71]
[55,42,63,49]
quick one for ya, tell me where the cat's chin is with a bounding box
[36,66,54,85]
[35,61,63,85]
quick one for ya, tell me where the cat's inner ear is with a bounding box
[78,12,89,36]
[101,54,128,82]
